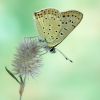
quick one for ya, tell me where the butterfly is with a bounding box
[34,8,83,62]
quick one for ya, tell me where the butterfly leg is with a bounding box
[37,47,48,56]
[39,50,48,56]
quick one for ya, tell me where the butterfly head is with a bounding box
[43,45,56,53]
[49,47,56,53]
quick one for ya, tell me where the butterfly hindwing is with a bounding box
[60,10,83,38]
[48,10,83,47]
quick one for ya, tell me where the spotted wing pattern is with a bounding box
[34,8,83,47]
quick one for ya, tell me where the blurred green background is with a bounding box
[0,0,100,100]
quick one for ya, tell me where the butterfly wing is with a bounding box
[34,8,62,43]
[34,9,83,48]
[48,10,83,47]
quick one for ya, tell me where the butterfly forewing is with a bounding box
[34,11,47,38]
[34,9,62,43]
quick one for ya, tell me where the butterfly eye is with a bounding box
[50,47,56,53]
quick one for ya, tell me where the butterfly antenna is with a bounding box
[56,48,73,63]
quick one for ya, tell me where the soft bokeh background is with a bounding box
[0,0,100,100]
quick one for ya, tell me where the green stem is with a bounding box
[19,75,26,100]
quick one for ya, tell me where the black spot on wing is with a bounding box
[72,25,76,28]
[56,38,58,39]
[65,22,67,24]
[58,24,60,26]
[62,22,64,24]
[67,15,69,17]
[60,33,63,35]
[51,36,54,39]
[69,20,74,23]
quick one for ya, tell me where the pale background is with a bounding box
[0,0,100,100]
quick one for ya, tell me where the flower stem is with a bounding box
[19,75,26,100]
[20,94,22,100]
